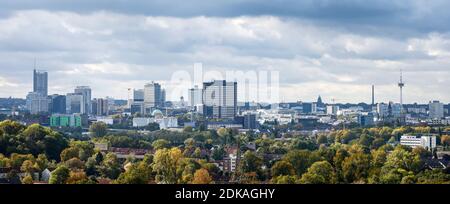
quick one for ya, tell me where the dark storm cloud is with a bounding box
[0,0,449,33]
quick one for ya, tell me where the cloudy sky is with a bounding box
[0,0,449,104]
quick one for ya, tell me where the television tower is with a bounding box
[398,70,405,114]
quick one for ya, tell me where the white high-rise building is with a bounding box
[188,85,203,109]
[202,80,237,119]
[429,100,444,119]
[74,86,92,114]
[26,92,49,114]
[326,105,339,115]
[377,103,389,118]
[66,93,84,114]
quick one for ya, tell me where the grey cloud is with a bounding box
[0,5,449,103]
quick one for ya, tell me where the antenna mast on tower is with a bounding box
[398,69,405,114]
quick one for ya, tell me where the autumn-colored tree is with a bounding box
[21,174,34,184]
[152,147,184,184]
[20,160,35,174]
[192,168,213,184]
[66,171,90,184]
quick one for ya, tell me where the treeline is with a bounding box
[1,119,450,184]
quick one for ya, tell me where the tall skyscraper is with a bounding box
[429,100,444,119]
[66,93,84,114]
[74,86,92,114]
[27,69,49,114]
[202,80,237,119]
[144,82,162,111]
[33,69,48,96]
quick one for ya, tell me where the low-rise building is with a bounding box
[50,114,82,127]
[96,117,114,125]
[400,135,437,150]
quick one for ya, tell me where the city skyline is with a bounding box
[0,1,450,103]
[0,69,450,105]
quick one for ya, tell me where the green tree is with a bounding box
[99,153,122,179]
[383,146,421,173]
[341,145,371,183]
[271,160,295,177]
[316,134,328,145]
[69,141,95,161]
[35,154,49,171]
[115,162,152,184]
[416,169,450,184]
[217,128,232,145]
[60,147,79,162]
[49,166,70,184]
[152,139,170,150]
[10,154,34,170]
[283,150,317,176]
[300,161,336,184]
[271,175,301,184]
[211,146,225,161]
[358,134,373,147]
[371,138,386,149]
[0,120,25,135]
[89,122,108,138]
[65,158,85,170]
[241,151,263,174]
